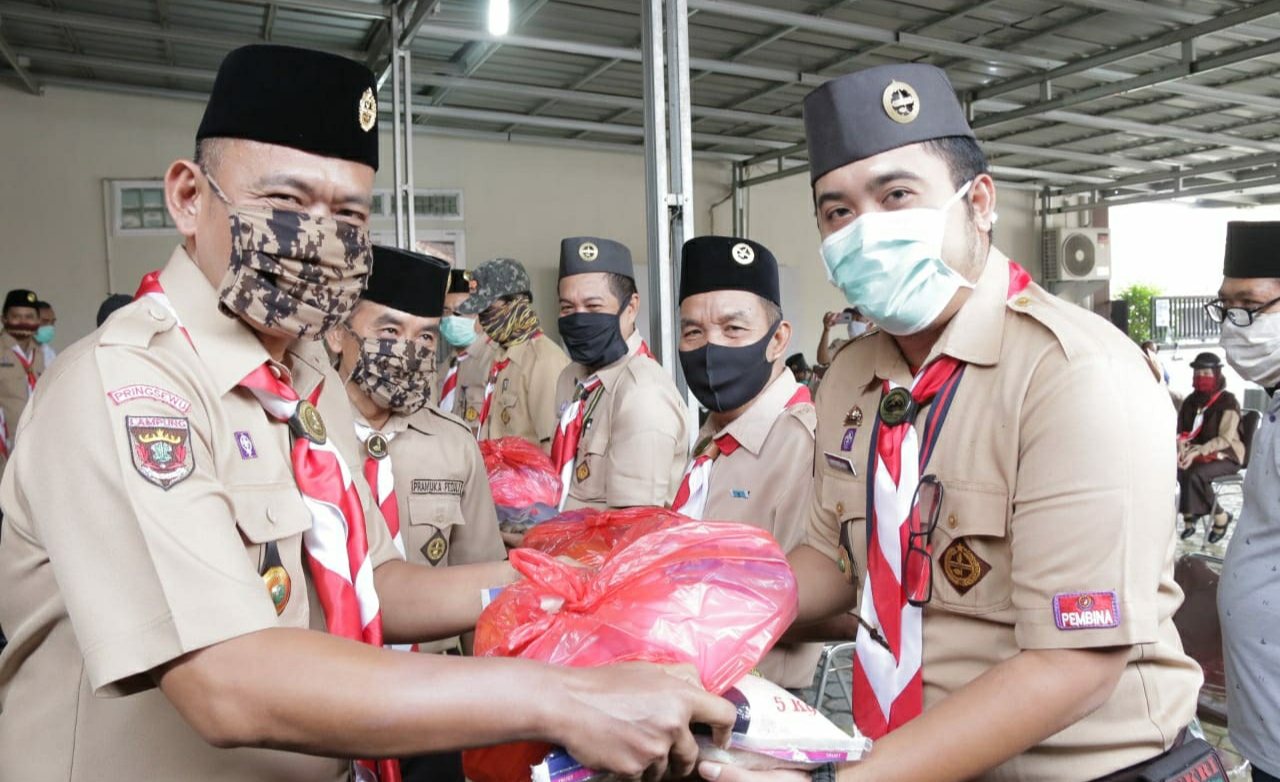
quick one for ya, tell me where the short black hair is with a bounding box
[34,301,51,310]
[1141,340,1157,352]
[761,296,782,328]
[193,137,227,175]
[922,136,989,190]
[606,273,638,309]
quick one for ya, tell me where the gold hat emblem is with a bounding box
[578,242,599,262]
[358,87,377,133]
[731,242,755,265]
[25,292,36,303]
[883,80,920,124]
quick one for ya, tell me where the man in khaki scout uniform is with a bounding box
[457,257,569,452]
[552,236,688,512]
[439,269,495,433]
[671,235,823,694]
[327,245,507,782]
[326,246,505,607]
[703,64,1202,782]
[0,44,734,782]
[0,288,45,465]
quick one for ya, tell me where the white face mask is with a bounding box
[847,321,869,338]
[819,181,974,336]
[1221,313,1280,387]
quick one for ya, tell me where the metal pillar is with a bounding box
[389,12,416,250]
[642,0,694,393]
[730,162,747,236]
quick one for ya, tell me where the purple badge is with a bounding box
[235,431,258,460]
[840,428,857,452]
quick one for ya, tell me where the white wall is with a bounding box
[0,83,1041,366]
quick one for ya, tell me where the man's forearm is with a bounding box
[375,558,517,644]
[158,628,555,756]
[836,646,1130,782]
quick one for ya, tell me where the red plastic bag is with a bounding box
[520,506,687,568]
[464,520,798,782]
[481,437,562,510]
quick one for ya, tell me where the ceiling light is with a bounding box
[488,0,510,36]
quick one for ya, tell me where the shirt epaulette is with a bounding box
[97,300,178,349]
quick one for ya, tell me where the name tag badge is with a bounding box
[1053,591,1121,631]
[824,452,857,476]
[730,489,750,499]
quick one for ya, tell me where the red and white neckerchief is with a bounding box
[136,272,401,782]
[439,351,467,413]
[1178,390,1224,443]
[851,262,1031,740]
[9,344,37,398]
[352,419,419,655]
[671,385,811,520]
[550,376,603,510]
[476,357,511,439]
[0,409,9,461]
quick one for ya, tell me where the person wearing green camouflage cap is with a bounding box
[709,62,1200,782]
[548,236,689,517]
[458,257,569,452]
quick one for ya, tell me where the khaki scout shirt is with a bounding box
[805,251,1201,782]
[0,331,44,464]
[0,247,399,782]
[693,371,822,689]
[440,338,495,434]
[356,405,506,653]
[555,331,689,510]
[482,333,569,451]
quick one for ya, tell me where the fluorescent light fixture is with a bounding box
[488,0,510,36]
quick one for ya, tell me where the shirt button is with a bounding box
[148,306,166,321]
[836,501,845,516]
[266,507,279,524]
[1014,296,1031,307]
[947,513,958,529]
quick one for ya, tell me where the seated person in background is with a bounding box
[815,306,870,366]
[1177,352,1244,543]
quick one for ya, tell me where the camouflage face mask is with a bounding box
[348,330,434,414]
[207,174,370,341]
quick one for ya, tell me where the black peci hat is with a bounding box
[559,236,634,281]
[447,269,473,295]
[1223,221,1280,279]
[679,236,780,307]
[803,63,974,185]
[3,289,38,314]
[197,45,380,170]
[366,246,450,318]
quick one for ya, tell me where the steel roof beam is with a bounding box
[1055,152,1280,196]
[981,141,1174,172]
[0,27,40,95]
[974,0,1280,102]
[426,0,551,107]
[222,0,389,19]
[410,104,797,151]
[1044,173,1280,214]
[685,0,1062,69]
[0,2,369,59]
[1054,0,1276,40]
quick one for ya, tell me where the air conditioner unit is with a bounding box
[1041,228,1112,282]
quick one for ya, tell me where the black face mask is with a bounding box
[679,322,779,413]
[559,309,630,369]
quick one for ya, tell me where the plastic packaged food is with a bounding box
[519,506,686,568]
[481,437,562,526]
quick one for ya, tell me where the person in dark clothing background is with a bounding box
[1177,352,1244,543]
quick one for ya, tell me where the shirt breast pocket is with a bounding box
[929,481,1011,614]
[820,466,867,583]
[231,485,314,628]
[407,494,462,567]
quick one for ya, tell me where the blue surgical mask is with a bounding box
[820,181,974,336]
[440,315,478,348]
[34,325,55,344]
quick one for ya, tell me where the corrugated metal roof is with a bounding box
[2,0,1279,203]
